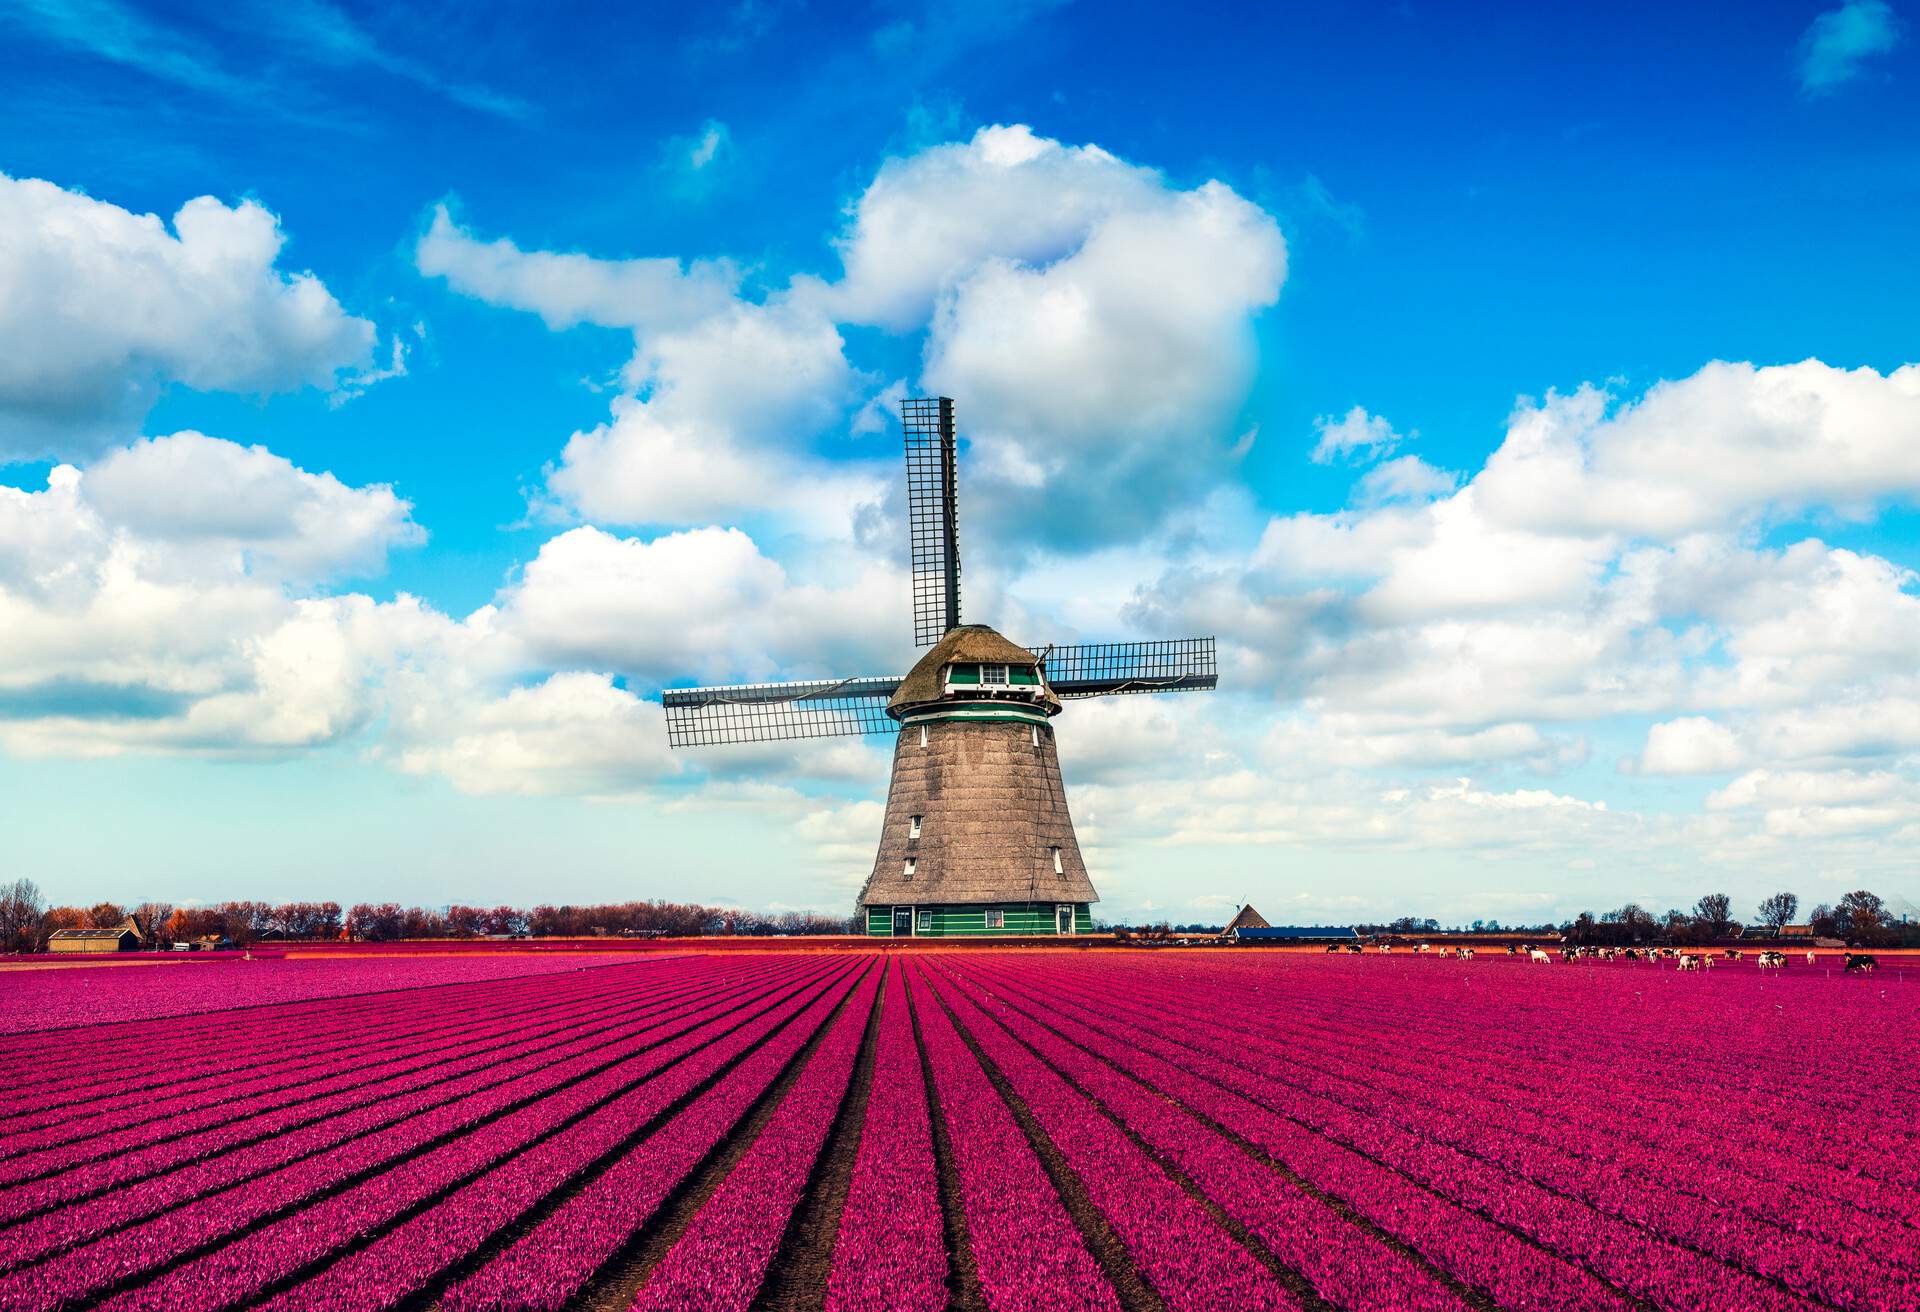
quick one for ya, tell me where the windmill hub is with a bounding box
[661,398,1218,938]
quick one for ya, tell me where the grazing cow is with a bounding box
[1676,954,1701,972]
[1724,949,1742,961]
[1377,944,1392,953]
[1805,951,1817,965]
[1416,943,1432,954]
[1528,948,1552,964]
[1346,944,1362,954]
[1705,955,1717,969]
[1324,943,1341,953]
[1506,945,1519,956]
[1845,954,1878,974]
[1622,948,1639,961]
[1757,951,1787,969]
[1460,947,1475,960]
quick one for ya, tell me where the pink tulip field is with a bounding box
[0,947,1913,1310]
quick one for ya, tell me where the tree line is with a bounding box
[1560,889,1913,948]
[0,880,850,952]
[1337,889,1912,948]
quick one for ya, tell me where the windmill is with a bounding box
[662,397,1218,937]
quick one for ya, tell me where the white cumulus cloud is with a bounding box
[0,174,379,458]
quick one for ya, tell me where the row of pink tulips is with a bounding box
[822,961,945,1312]
[920,963,1293,1312]
[1097,958,1920,1197]
[0,958,825,1307]
[0,956,666,1120]
[0,951,635,1040]
[628,959,879,1311]
[0,958,710,1180]
[0,960,773,1249]
[1039,960,1917,1306]
[969,960,1642,1311]
[92,959,845,1312]
[903,963,1116,1312]
[937,959,1468,1312]
[236,960,866,1312]
[1015,962,1841,1311]
[435,959,876,1312]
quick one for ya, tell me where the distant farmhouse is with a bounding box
[48,916,143,954]
[1227,907,1360,943]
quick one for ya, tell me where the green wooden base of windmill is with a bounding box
[660,398,1216,939]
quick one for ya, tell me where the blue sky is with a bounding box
[1,0,1917,924]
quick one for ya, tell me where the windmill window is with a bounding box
[1051,846,1064,874]
[980,663,1008,686]
[985,909,1005,929]
[917,909,933,931]
[909,815,922,839]
[904,857,916,878]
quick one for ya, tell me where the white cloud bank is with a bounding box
[1116,357,1920,895]
[419,123,1286,546]
[0,175,380,458]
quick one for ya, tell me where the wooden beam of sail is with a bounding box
[662,675,903,746]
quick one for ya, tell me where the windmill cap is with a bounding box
[888,625,1060,717]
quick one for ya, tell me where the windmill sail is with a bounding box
[1037,638,1218,698]
[903,396,961,645]
[662,676,902,746]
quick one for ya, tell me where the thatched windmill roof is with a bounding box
[1225,904,1270,933]
[888,625,1060,716]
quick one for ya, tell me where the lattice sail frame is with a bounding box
[1039,638,1218,698]
[662,677,900,747]
[660,639,1218,746]
[659,396,1217,748]
[903,396,961,646]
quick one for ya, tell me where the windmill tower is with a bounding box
[663,398,1218,937]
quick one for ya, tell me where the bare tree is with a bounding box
[1692,892,1734,937]
[1755,891,1798,936]
[0,879,46,953]
[132,901,175,948]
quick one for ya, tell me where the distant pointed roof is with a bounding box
[1225,904,1270,933]
[888,625,1060,717]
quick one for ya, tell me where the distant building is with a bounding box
[1233,925,1361,943]
[48,917,142,954]
[1224,904,1271,934]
